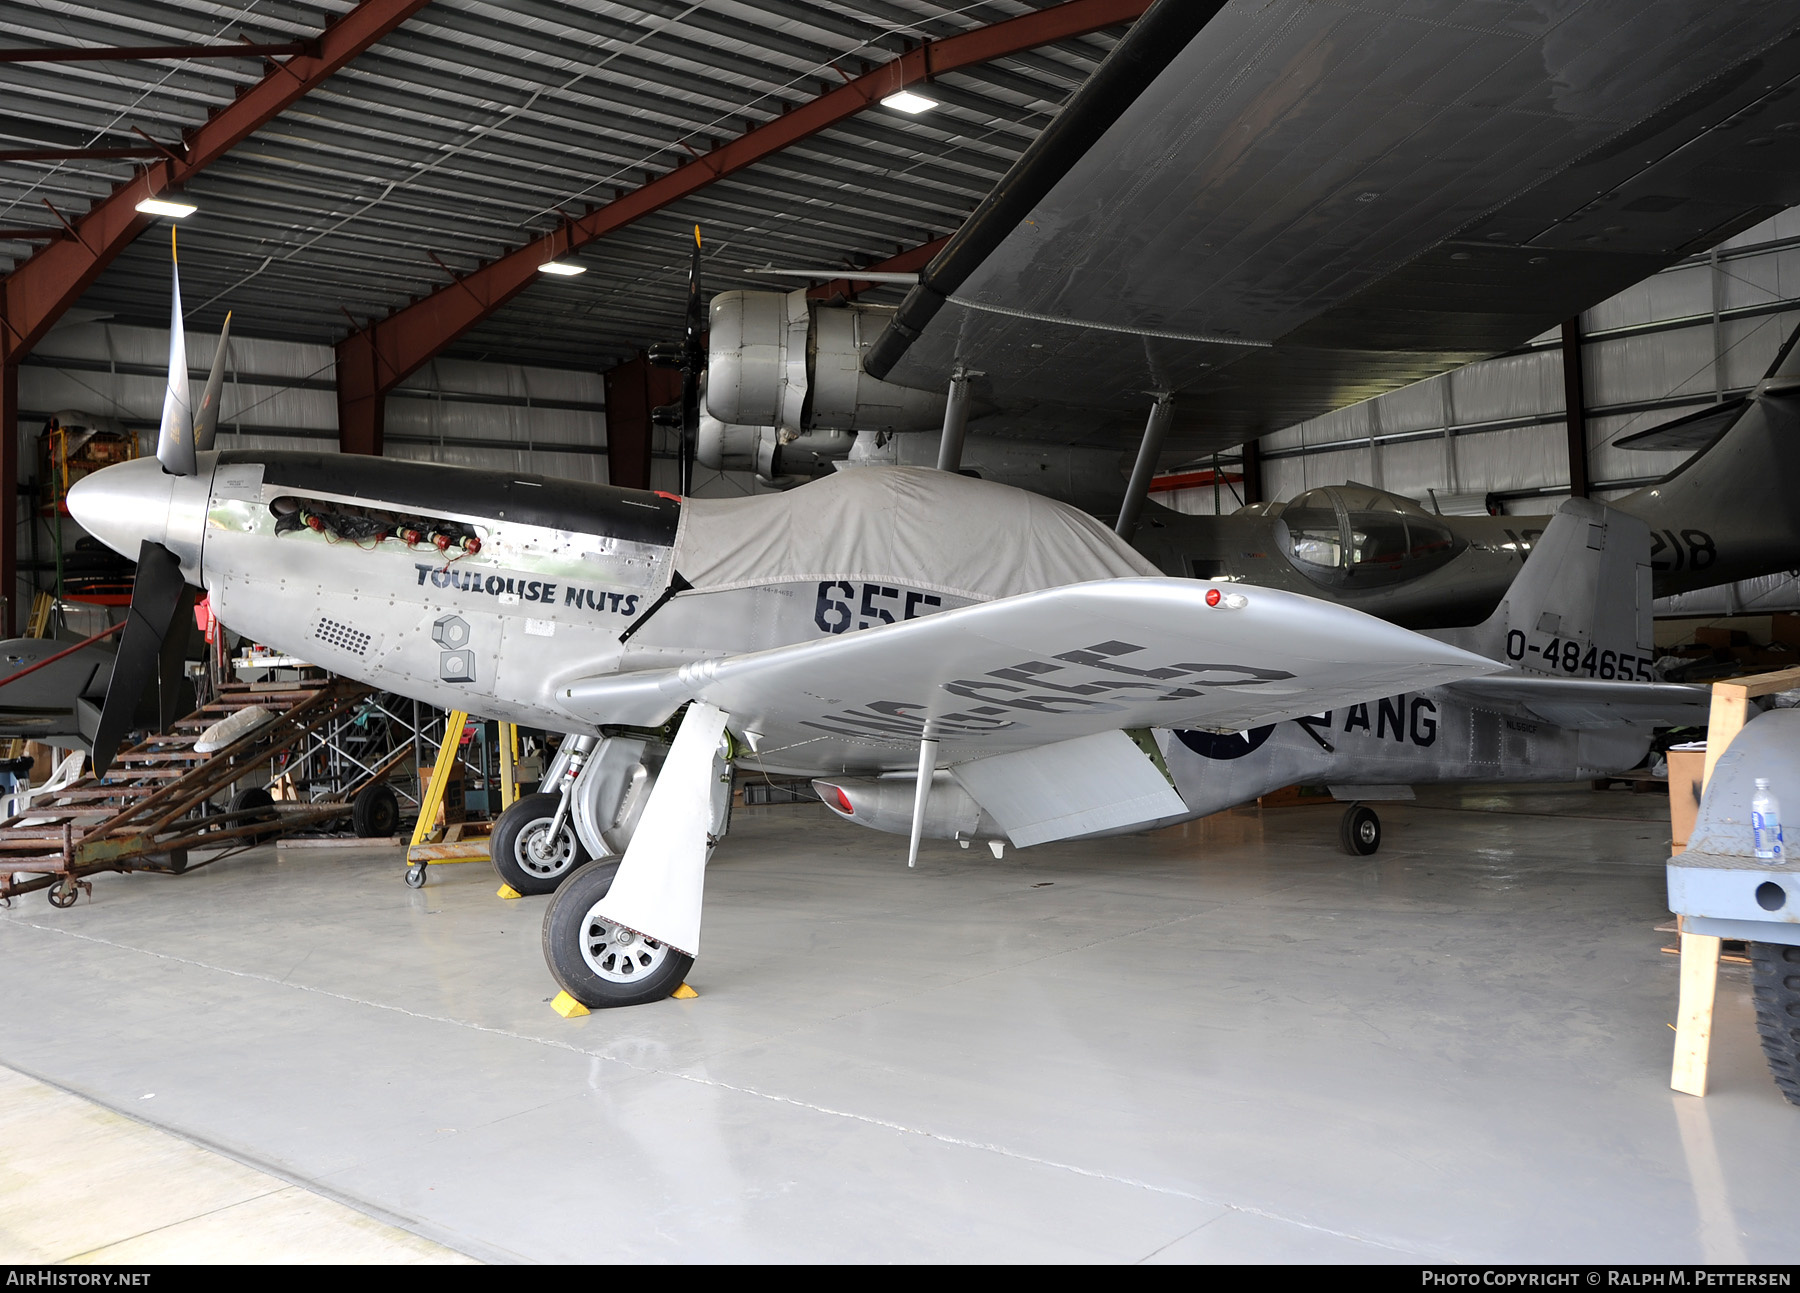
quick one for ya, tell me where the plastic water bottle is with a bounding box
[1753,778,1784,862]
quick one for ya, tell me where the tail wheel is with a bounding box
[542,860,694,1008]
[1339,803,1381,856]
[491,792,589,895]
[1750,942,1800,1106]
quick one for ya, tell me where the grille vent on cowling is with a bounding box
[315,616,371,656]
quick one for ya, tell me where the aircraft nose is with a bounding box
[66,456,176,559]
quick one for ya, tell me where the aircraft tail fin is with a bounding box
[1613,317,1800,594]
[1440,498,1655,675]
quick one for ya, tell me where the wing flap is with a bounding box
[558,578,1499,773]
[952,730,1187,847]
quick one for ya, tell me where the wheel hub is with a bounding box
[580,901,669,982]
[519,819,576,878]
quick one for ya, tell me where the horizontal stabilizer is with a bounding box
[1447,674,1707,729]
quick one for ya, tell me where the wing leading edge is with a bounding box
[556,578,1500,774]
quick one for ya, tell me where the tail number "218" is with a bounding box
[1505,630,1653,679]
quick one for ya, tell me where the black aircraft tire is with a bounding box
[542,861,694,1009]
[228,787,279,846]
[1340,803,1381,856]
[491,792,589,895]
[352,783,400,838]
[1750,942,1800,1106]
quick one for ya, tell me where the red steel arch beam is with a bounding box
[335,0,1155,455]
[0,0,431,362]
[0,0,430,635]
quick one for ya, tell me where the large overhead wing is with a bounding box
[864,0,1800,458]
[557,578,1498,774]
[1447,675,1708,730]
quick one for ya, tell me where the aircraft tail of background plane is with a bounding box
[1613,319,1800,595]
[1438,497,1656,676]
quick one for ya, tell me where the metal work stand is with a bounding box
[402,713,523,888]
[0,678,374,906]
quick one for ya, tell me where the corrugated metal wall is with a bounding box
[1166,208,1800,522]
[17,317,610,485]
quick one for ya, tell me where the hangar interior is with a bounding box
[5,0,1800,1266]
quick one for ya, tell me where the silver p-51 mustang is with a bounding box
[72,0,1774,1007]
[67,319,1702,1008]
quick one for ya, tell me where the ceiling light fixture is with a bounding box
[537,259,586,276]
[881,90,937,114]
[135,197,196,219]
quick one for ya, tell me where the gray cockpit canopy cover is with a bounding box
[673,466,1160,601]
[863,0,1800,460]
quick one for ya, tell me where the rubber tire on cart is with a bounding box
[228,786,279,846]
[1339,803,1381,856]
[1750,942,1800,1106]
[351,783,400,838]
[542,860,694,1009]
[491,792,590,896]
[404,863,427,889]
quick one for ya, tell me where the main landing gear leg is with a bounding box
[491,735,597,895]
[542,704,728,1008]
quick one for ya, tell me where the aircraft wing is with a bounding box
[863,0,1800,457]
[557,578,1499,774]
[1447,674,1709,730]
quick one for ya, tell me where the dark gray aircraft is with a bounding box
[1129,329,1800,628]
[0,635,114,746]
[0,629,193,749]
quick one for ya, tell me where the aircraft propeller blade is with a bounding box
[89,540,190,776]
[193,310,233,454]
[680,224,704,495]
[647,227,707,493]
[155,228,196,476]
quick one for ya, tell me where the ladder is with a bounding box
[25,591,54,641]
[0,677,376,907]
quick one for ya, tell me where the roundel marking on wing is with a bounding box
[1175,725,1276,760]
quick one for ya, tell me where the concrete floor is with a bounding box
[2,785,1795,1264]
[0,1067,472,1264]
